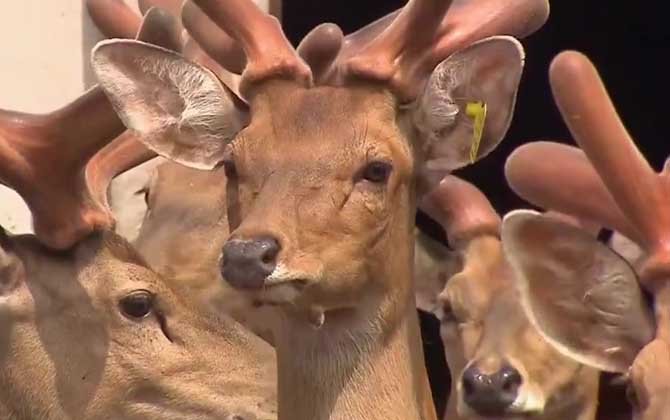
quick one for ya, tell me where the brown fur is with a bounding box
[132,161,278,344]
[416,233,600,420]
[0,231,277,420]
[221,81,434,420]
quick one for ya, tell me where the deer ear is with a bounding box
[413,36,524,173]
[92,39,248,170]
[501,210,655,373]
[414,230,456,313]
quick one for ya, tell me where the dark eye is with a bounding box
[360,161,392,184]
[120,290,154,319]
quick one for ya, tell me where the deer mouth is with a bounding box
[254,273,315,305]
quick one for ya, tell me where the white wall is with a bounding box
[0,0,275,236]
[0,1,138,234]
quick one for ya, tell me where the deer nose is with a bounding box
[221,237,280,289]
[461,363,522,416]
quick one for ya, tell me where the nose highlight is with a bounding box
[461,363,522,416]
[221,236,280,289]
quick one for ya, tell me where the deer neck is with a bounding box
[274,290,436,420]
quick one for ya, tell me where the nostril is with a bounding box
[499,366,522,393]
[260,240,279,265]
[462,375,475,397]
[461,365,480,397]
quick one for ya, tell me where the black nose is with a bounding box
[461,363,522,416]
[221,236,280,289]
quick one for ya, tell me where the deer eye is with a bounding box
[360,161,392,184]
[120,290,154,319]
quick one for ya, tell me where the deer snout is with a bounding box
[221,237,280,289]
[461,363,523,416]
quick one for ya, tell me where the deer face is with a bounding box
[0,231,276,420]
[415,177,601,419]
[416,233,594,419]
[221,82,415,315]
[93,30,527,327]
[119,160,278,344]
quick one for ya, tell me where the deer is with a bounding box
[0,7,277,420]
[414,175,602,420]
[91,0,550,418]
[502,50,670,420]
[88,0,284,344]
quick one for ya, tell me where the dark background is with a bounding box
[280,1,667,418]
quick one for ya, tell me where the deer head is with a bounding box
[503,51,668,420]
[103,0,285,346]
[126,160,278,344]
[416,175,600,419]
[92,1,548,418]
[0,7,277,419]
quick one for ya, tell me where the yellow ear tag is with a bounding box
[466,101,487,164]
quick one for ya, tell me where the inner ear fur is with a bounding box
[412,36,524,175]
[501,210,655,373]
[92,39,248,170]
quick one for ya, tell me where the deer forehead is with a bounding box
[445,236,508,313]
[233,83,413,170]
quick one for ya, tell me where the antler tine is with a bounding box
[340,10,401,60]
[182,1,246,74]
[86,0,142,39]
[505,141,641,245]
[297,23,344,84]
[344,0,453,93]
[137,7,184,52]
[87,131,157,212]
[191,0,312,96]
[344,0,549,101]
[301,11,402,85]
[549,51,670,261]
[138,0,185,19]
[419,175,501,248]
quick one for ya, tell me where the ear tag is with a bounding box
[466,101,487,164]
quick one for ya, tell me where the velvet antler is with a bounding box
[505,141,640,244]
[86,0,142,39]
[190,0,312,95]
[340,0,550,101]
[420,175,501,248]
[549,52,670,284]
[0,6,182,249]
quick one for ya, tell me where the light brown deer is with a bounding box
[503,51,669,420]
[93,0,284,344]
[0,7,277,420]
[92,0,549,418]
[415,175,601,420]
